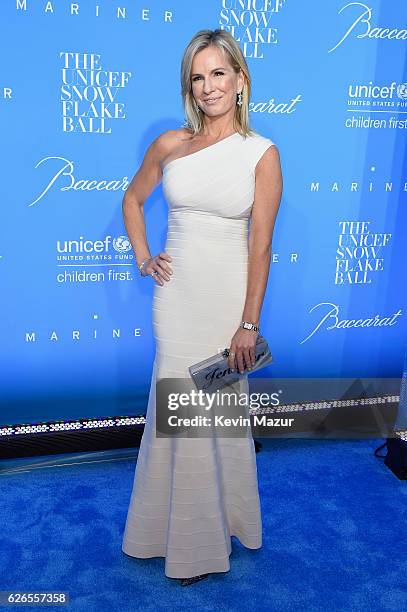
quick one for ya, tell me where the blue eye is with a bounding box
[192,71,224,82]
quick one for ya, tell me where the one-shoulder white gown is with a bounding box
[122,130,275,579]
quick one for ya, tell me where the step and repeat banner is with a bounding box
[0,1,406,425]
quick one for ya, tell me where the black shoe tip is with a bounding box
[180,573,209,586]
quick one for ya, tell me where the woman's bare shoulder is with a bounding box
[152,128,194,167]
[155,127,193,150]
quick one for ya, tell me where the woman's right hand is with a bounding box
[141,252,173,285]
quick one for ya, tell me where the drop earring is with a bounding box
[237,91,242,106]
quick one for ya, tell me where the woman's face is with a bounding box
[190,45,243,118]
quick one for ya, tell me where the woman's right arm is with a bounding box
[122,131,174,283]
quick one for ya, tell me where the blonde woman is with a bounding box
[122,28,282,586]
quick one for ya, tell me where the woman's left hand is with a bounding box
[227,327,258,373]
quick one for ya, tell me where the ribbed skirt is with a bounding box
[122,210,262,578]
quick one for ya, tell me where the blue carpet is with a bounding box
[0,438,406,612]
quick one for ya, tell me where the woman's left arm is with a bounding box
[227,144,283,374]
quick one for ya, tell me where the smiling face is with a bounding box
[190,45,244,119]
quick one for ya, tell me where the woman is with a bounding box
[121,28,282,586]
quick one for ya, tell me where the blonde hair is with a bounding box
[180,29,256,138]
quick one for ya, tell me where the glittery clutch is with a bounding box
[189,334,273,393]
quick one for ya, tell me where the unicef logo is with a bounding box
[113,235,132,253]
[397,83,407,99]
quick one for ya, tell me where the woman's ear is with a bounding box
[238,70,245,93]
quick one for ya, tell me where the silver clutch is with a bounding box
[189,334,273,393]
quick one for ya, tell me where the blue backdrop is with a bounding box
[0,0,406,425]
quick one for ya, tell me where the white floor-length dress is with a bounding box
[122,130,275,579]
